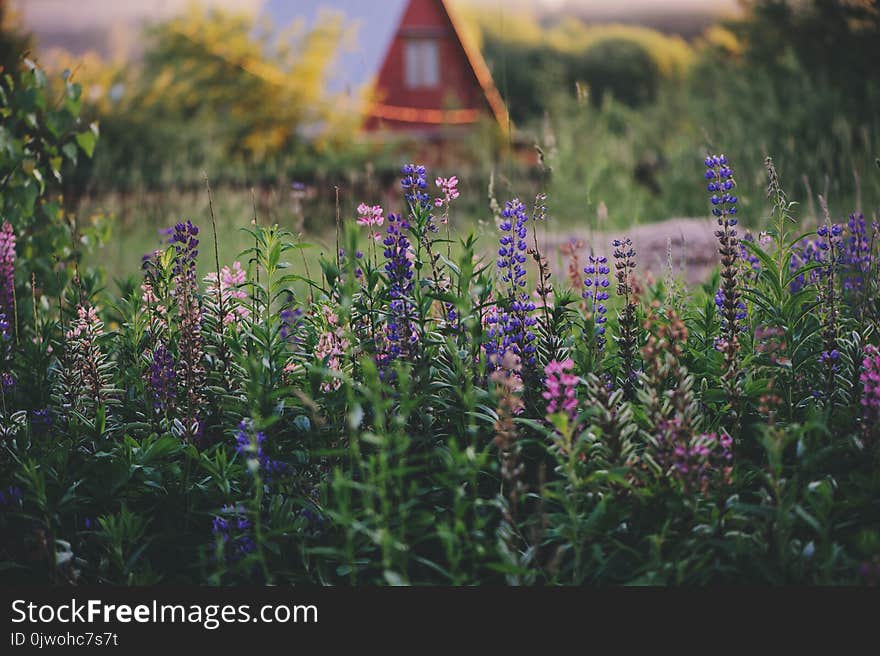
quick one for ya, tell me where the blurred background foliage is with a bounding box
[1,0,879,280]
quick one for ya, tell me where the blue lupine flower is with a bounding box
[401,163,430,209]
[280,299,304,344]
[29,408,52,435]
[211,505,257,563]
[714,286,748,333]
[0,485,22,510]
[485,199,537,371]
[739,231,761,273]
[380,213,417,367]
[147,342,176,412]
[789,238,823,292]
[843,213,873,293]
[235,419,287,479]
[583,254,610,351]
[705,155,737,219]
[707,153,744,345]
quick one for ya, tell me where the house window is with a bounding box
[405,39,439,88]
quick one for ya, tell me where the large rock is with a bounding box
[541,217,721,287]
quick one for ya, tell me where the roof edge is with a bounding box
[440,0,510,135]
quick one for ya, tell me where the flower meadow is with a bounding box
[1,155,880,586]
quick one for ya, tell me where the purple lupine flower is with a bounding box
[485,199,537,373]
[280,300,304,345]
[789,237,823,293]
[654,424,733,494]
[235,419,287,479]
[211,504,256,563]
[816,222,844,383]
[0,370,13,395]
[401,163,430,210]
[0,221,15,338]
[583,254,610,352]
[380,212,417,367]
[147,342,176,412]
[843,213,873,293]
[0,485,22,511]
[714,287,747,334]
[29,408,52,435]
[739,231,761,274]
[168,221,205,443]
[706,154,744,346]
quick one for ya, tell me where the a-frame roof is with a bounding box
[262,0,507,129]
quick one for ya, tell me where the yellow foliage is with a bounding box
[458,6,695,78]
[700,25,743,57]
[39,3,357,160]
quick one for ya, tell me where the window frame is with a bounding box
[404,38,440,89]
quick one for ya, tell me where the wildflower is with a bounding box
[235,419,287,479]
[485,200,537,373]
[714,286,747,334]
[816,222,844,397]
[560,238,585,292]
[0,370,12,395]
[315,305,348,392]
[168,221,206,442]
[280,302,304,345]
[491,351,525,516]
[203,261,250,327]
[583,254,610,353]
[843,213,873,294]
[381,212,417,366]
[401,163,430,209]
[656,429,733,494]
[0,485,22,511]
[147,342,176,412]
[356,203,384,228]
[706,154,744,341]
[706,153,744,420]
[860,345,880,443]
[434,176,460,217]
[613,237,639,396]
[0,221,15,337]
[543,359,578,422]
[61,304,113,417]
[739,231,761,279]
[789,237,823,293]
[29,407,52,435]
[0,312,12,364]
[211,504,256,563]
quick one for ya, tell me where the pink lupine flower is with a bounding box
[315,305,348,392]
[0,221,16,338]
[860,345,880,435]
[543,358,578,421]
[356,203,384,228]
[655,426,733,494]
[63,303,112,415]
[434,176,460,208]
[204,261,250,326]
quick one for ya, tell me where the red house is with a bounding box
[266,0,511,157]
[363,0,509,138]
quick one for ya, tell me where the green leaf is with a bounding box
[75,130,97,158]
[62,141,78,165]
